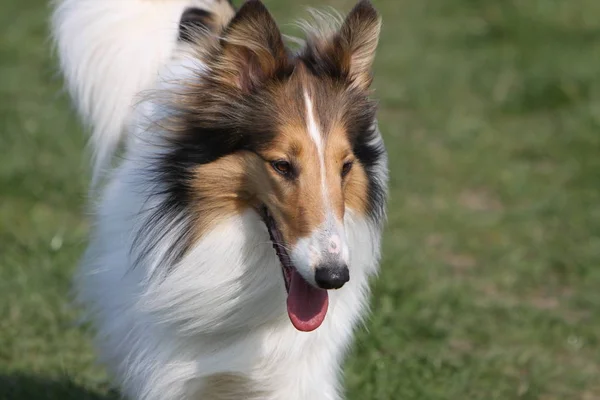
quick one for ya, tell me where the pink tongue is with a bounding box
[286,269,329,332]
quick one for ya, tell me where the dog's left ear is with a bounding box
[337,0,381,90]
[304,0,381,91]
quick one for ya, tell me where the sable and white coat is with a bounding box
[52,0,387,399]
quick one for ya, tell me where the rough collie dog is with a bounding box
[52,0,387,398]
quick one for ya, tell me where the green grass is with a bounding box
[1,0,600,399]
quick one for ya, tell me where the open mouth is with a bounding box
[261,206,329,332]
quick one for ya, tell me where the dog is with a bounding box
[52,0,387,398]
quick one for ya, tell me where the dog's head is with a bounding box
[159,0,386,331]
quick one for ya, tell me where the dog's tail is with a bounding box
[52,0,235,183]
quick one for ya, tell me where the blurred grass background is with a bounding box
[1,0,600,399]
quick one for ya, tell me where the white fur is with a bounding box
[81,166,380,398]
[291,215,350,286]
[53,1,386,399]
[52,0,216,184]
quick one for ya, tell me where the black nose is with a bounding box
[315,264,350,290]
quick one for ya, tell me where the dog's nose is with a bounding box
[315,264,350,290]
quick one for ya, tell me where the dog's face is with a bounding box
[248,69,377,288]
[160,0,385,331]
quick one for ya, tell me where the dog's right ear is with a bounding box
[215,0,288,92]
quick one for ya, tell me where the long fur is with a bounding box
[53,0,387,399]
[52,0,223,184]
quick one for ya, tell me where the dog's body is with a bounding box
[52,0,387,399]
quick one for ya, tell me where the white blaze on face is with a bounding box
[290,91,350,286]
[303,90,328,204]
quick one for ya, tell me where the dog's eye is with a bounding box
[341,161,354,178]
[271,160,293,177]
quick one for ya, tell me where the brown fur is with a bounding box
[166,1,381,245]
[179,0,236,44]
[210,0,236,31]
[213,1,290,93]
[188,66,372,245]
[198,373,268,400]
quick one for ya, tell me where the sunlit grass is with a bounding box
[1,0,599,399]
